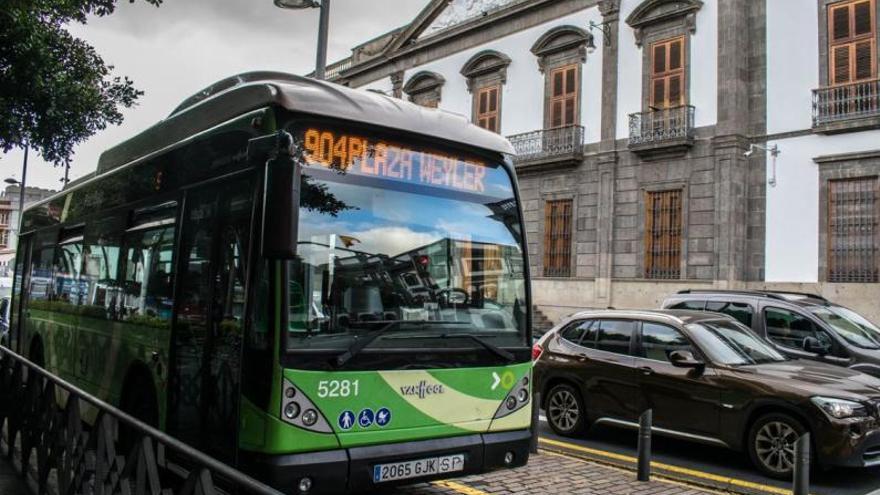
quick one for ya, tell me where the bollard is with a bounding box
[530,392,540,454]
[637,409,652,482]
[793,433,810,495]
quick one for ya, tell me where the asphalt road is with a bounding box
[538,417,880,495]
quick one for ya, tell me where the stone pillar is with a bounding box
[390,71,404,99]
[713,0,754,286]
[594,151,617,307]
[598,0,620,152]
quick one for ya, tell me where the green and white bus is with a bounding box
[8,72,533,493]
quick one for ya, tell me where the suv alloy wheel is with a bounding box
[748,412,808,479]
[545,383,586,436]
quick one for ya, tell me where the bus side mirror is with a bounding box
[252,132,301,259]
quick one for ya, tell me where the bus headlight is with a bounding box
[302,409,319,426]
[280,379,332,433]
[493,372,531,419]
[284,403,301,419]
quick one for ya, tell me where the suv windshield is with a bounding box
[687,320,787,366]
[811,306,880,349]
[285,126,527,355]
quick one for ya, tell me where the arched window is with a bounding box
[530,25,593,129]
[402,71,445,108]
[461,50,512,132]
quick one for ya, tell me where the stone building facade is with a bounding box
[324,0,880,324]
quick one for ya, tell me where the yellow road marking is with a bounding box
[539,437,794,495]
[431,480,489,495]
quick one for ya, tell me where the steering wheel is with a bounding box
[437,288,469,306]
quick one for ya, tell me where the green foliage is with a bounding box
[0,0,162,165]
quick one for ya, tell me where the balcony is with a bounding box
[507,125,584,172]
[628,105,695,157]
[813,79,880,133]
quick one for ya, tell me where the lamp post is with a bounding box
[4,146,27,231]
[274,0,331,80]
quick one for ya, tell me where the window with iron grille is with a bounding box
[828,177,879,282]
[543,199,572,277]
[829,0,876,85]
[549,65,578,128]
[645,190,683,279]
[476,85,500,132]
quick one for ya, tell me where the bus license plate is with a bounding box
[373,454,465,483]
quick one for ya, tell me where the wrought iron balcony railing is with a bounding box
[813,79,880,127]
[507,125,584,164]
[629,105,695,146]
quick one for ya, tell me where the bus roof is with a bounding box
[97,71,515,174]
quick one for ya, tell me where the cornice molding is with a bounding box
[625,0,703,47]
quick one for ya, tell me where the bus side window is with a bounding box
[54,231,84,308]
[121,222,176,326]
[82,218,124,319]
[28,247,56,303]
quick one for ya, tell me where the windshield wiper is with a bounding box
[332,320,467,367]
[389,332,516,363]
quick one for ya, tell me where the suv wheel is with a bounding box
[748,412,807,479]
[545,383,586,436]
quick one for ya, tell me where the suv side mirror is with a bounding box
[803,336,830,355]
[669,350,704,369]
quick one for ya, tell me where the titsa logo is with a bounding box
[400,380,444,399]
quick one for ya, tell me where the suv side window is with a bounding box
[640,322,693,362]
[595,320,635,355]
[559,320,590,344]
[668,300,707,310]
[706,301,753,327]
[764,307,833,351]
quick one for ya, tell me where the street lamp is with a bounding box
[274,0,331,80]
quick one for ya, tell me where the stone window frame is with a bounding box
[538,190,578,279]
[460,50,512,132]
[529,25,593,130]
[636,181,690,280]
[403,71,445,107]
[815,150,880,282]
[817,0,880,88]
[625,0,702,112]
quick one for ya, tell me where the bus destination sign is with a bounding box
[302,128,488,194]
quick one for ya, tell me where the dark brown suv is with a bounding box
[533,309,880,479]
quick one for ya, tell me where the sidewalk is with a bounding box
[401,451,717,495]
[0,458,30,495]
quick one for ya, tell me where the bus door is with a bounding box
[168,175,256,464]
[9,235,32,353]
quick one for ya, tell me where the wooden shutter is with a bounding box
[476,85,500,132]
[650,37,686,109]
[543,199,572,277]
[829,0,876,85]
[645,190,683,279]
[828,177,879,282]
[549,65,578,128]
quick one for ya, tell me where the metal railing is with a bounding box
[813,79,880,126]
[628,105,695,146]
[0,346,284,495]
[506,125,584,163]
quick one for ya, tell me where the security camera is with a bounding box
[744,147,755,158]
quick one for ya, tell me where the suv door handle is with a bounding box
[639,366,654,376]
[576,353,589,362]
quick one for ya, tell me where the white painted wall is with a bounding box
[354,8,605,143]
[765,131,880,282]
[766,0,818,134]
[616,0,718,138]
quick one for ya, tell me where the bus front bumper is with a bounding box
[241,429,531,494]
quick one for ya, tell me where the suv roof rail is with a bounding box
[761,290,829,302]
[676,289,788,301]
[676,289,829,303]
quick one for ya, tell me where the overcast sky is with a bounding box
[0,0,426,191]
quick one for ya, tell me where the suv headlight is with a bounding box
[811,396,869,419]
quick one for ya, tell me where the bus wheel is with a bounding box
[119,370,158,455]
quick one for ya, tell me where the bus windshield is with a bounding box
[285,125,527,355]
